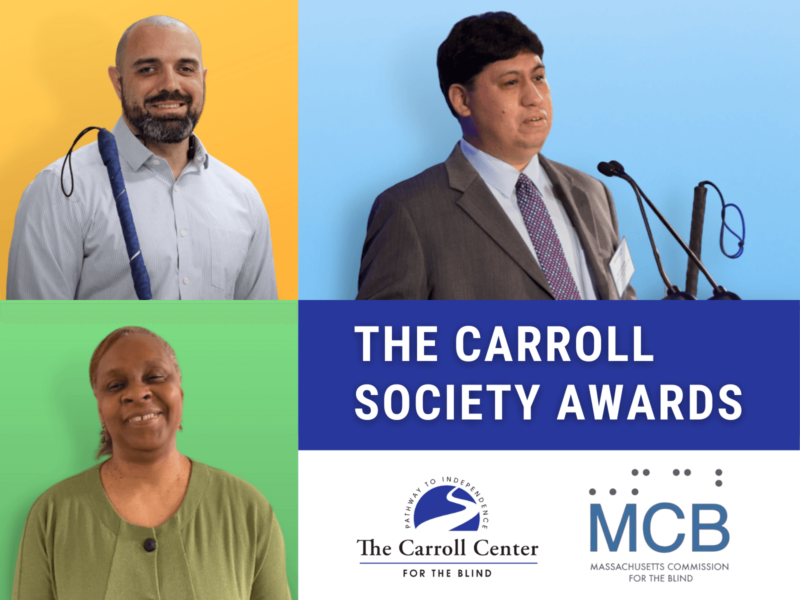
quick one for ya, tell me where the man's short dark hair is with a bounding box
[437,12,544,118]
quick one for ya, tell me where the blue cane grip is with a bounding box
[97,129,153,300]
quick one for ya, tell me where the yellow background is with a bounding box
[0,2,298,299]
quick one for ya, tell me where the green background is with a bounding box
[0,301,298,599]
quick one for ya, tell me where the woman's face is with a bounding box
[94,333,183,458]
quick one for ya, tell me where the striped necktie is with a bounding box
[515,172,581,300]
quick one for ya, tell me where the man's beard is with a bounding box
[121,83,203,144]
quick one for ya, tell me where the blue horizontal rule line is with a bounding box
[360,562,537,565]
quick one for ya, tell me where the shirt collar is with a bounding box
[459,138,543,198]
[111,116,209,172]
[112,116,152,171]
[187,134,210,170]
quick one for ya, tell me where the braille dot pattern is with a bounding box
[516,174,581,300]
[587,466,724,498]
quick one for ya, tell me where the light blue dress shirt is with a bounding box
[7,117,278,299]
[460,139,597,299]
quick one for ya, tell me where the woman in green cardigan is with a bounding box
[13,327,291,600]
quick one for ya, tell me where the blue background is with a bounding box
[299,0,800,300]
[299,301,800,450]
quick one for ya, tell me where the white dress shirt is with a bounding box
[7,117,278,300]
[460,139,597,299]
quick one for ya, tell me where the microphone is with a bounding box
[597,162,693,300]
[597,161,615,177]
[597,161,740,300]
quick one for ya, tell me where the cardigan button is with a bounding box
[143,538,157,552]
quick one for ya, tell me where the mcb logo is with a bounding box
[414,486,481,532]
[591,503,730,553]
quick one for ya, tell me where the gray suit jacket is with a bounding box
[357,144,636,300]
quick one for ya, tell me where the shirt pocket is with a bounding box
[210,228,251,297]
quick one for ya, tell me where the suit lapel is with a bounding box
[445,144,554,298]
[539,154,614,300]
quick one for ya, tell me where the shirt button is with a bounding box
[143,538,157,552]
[196,155,204,163]
[152,159,160,166]
[181,229,187,237]
[183,277,190,285]
[174,185,179,192]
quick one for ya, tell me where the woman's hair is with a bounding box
[90,326,180,458]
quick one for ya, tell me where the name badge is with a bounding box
[609,236,635,298]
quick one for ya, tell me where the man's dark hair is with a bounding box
[437,12,544,118]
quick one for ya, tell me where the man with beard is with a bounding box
[7,16,278,299]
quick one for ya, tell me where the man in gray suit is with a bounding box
[357,12,635,300]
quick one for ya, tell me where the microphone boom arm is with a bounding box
[626,175,721,292]
[597,160,737,299]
